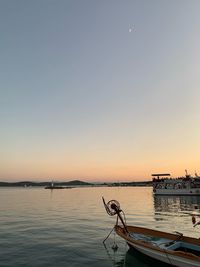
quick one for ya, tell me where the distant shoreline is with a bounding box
[0,180,152,187]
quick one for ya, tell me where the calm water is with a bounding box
[0,187,200,267]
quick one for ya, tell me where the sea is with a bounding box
[0,186,200,267]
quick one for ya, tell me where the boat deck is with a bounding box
[129,233,172,248]
[129,233,200,256]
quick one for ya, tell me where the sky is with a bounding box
[1,0,200,182]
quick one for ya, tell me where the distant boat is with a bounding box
[102,197,200,267]
[152,170,200,195]
[45,186,64,189]
[44,181,73,189]
[44,186,73,189]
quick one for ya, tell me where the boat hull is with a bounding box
[115,225,200,267]
[127,240,199,267]
[154,188,200,196]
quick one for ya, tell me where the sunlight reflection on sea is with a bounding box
[0,187,199,266]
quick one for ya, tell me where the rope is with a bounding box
[103,226,115,244]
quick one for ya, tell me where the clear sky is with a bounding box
[1,1,200,182]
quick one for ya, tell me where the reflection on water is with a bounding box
[154,195,200,213]
[104,245,170,267]
[153,194,200,239]
[124,249,170,267]
[1,187,200,267]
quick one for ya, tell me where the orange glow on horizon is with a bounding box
[1,158,200,182]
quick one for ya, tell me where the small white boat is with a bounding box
[152,171,200,196]
[103,198,200,267]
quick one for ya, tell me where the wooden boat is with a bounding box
[102,198,200,267]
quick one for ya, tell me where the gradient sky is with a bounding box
[1,1,200,182]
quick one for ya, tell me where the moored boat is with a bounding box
[44,181,73,189]
[102,198,200,267]
[44,186,73,189]
[152,171,200,196]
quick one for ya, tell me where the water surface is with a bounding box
[0,187,200,266]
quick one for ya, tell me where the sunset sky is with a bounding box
[1,1,200,182]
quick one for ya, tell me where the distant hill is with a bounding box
[0,180,92,187]
[62,180,91,185]
[102,181,152,187]
[0,180,152,187]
